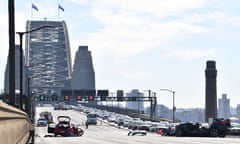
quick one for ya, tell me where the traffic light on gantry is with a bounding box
[86,90,96,101]
[76,95,82,101]
[88,95,94,101]
[64,95,70,101]
[39,95,45,101]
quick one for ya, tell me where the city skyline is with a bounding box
[1,0,240,108]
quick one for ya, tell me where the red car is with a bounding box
[48,116,84,137]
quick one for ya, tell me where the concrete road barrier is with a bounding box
[0,102,33,144]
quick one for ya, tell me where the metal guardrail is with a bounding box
[0,102,34,144]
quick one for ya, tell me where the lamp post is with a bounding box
[26,64,55,121]
[8,0,16,106]
[160,89,176,123]
[27,77,31,119]
[27,76,38,122]
[16,25,54,110]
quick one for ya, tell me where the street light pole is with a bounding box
[27,76,37,123]
[160,89,176,123]
[27,77,30,118]
[26,61,55,121]
[16,25,54,111]
[8,0,16,106]
[172,91,175,122]
[18,33,23,110]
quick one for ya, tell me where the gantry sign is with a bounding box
[60,90,156,101]
[60,89,157,120]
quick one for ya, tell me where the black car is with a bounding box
[175,118,230,137]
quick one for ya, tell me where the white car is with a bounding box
[128,130,147,136]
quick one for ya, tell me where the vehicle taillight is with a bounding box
[220,121,225,125]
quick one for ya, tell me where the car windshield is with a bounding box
[87,114,97,118]
[38,118,46,121]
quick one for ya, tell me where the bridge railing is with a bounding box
[0,101,33,144]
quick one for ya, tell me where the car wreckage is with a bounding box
[174,118,231,137]
[48,116,84,137]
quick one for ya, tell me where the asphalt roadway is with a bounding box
[34,106,240,144]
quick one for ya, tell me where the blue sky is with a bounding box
[1,0,240,108]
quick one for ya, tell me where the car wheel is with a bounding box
[219,133,226,138]
[209,128,219,137]
[176,129,183,137]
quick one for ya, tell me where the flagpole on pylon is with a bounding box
[58,5,59,21]
[58,4,64,20]
[31,6,33,19]
[58,6,59,20]
[31,3,39,19]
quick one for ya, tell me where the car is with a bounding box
[86,113,97,125]
[175,118,230,137]
[37,117,48,127]
[54,102,68,110]
[128,130,147,136]
[48,116,84,137]
[175,122,207,137]
[156,127,170,136]
[228,122,240,135]
[149,122,170,134]
[40,111,53,123]
[165,123,180,136]
[137,124,151,131]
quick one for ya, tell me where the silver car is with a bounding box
[37,117,48,127]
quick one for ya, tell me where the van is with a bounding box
[87,113,97,125]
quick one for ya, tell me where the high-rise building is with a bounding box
[72,46,95,90]
[4,45,26,105]
[126,89,144,113]
[205,60,217,122]
[154,104,171,120]
[236,104,240,119]
[218,94,231,118]
[4,45,25,94]
[176,108,205,123]
[25,20,72,98]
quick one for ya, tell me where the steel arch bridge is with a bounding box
[25,20,72,97]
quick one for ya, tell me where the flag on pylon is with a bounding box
[32,3,39,11]
[58,4,64,12]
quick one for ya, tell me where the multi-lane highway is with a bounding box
[34,105,240,144]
